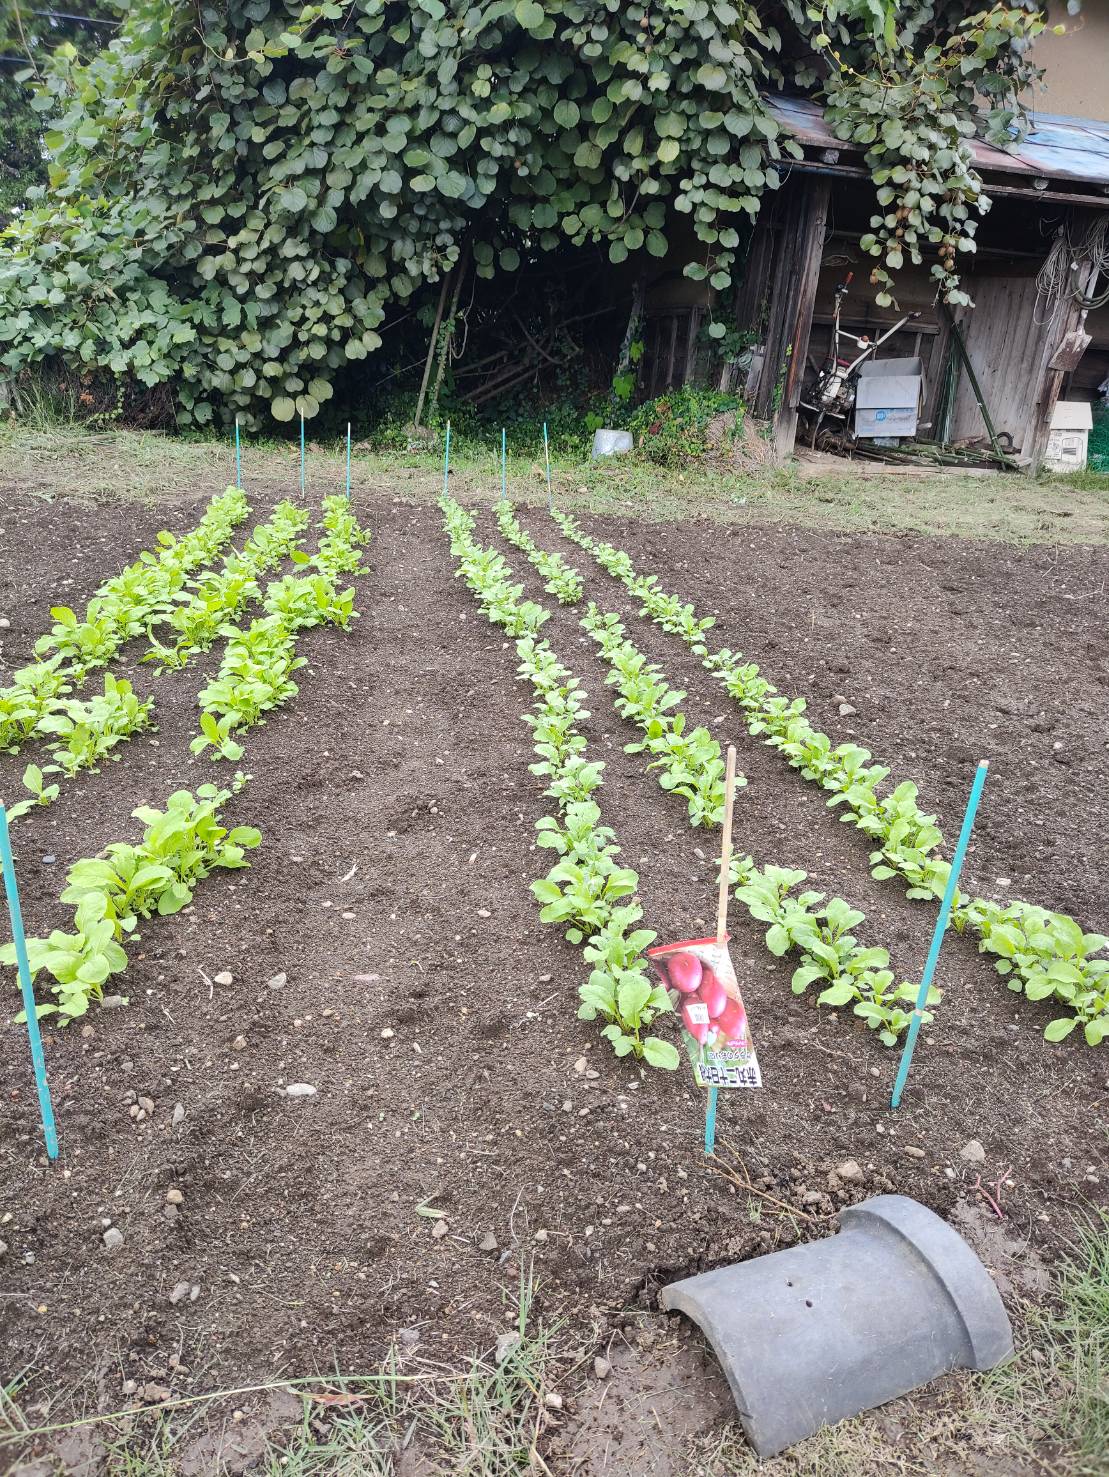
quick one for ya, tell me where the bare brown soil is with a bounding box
[0,474,1106,1472]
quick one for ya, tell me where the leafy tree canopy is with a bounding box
[0,2,118,224]
[0,1,1052,426]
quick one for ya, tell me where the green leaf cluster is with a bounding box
[191,495,369,759]
[0,0,797,424]
[1,780,259,1022]
[819,3,1048,306]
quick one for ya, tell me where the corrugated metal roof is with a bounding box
[765,94,1109,189]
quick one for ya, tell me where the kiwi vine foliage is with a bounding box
[0,1,1047,426]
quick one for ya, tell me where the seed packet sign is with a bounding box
[648,936,761,1089]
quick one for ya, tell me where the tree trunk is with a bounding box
[427,255,468,425]
[412,267,452,430]
[609,280,645,413]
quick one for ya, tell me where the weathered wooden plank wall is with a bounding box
[950,274,1043,450]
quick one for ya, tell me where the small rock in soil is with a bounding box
[166,1188,184,1206]
[231,1035,247,1051]
[171,1103,186,1127]
[495,1331,520,1364]
[479,1232,499,1253]
[593,1356,611,1380]
[41,854,56,865]
[285,1083,317,1097]
[267,972,287,990]
[835,1159,864,1183]
[838,702,857,717]
[431,1219,449,1240]
[904,1146,926,1159]
[0,618,9,629]
[544,1391,563,1410]
[103,1228,124,1251]
[0,1239,7,1257]
[960,1138,986,1163]
[169,1281,191,1305]
[534,1229,549,1243]
[213,971,233,986]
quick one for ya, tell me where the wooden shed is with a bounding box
[736,98,1109,465]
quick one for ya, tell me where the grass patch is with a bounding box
[0,1269,560,1477]
[3,1221,1107,1473]
[981,1208,1109,1475]
[1,423,1108,544]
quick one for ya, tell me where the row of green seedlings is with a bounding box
[550,509,1108,1046]
[495,502,583,605]
[1,778,259,1023]
[581,604,931,1046]
[441,494,679,1069]
[3,497,314,822]
[1,498,369,1025]
[0,485,248,756]
[192,496,370,762]
[145,499,311,671]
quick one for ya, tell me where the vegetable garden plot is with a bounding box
[443,495,677,1068]
[486,506,933,1051]
[0,486,248,758]
[2,492,371,1026]
[1,486,1106,1446]
[542,509,1109,1047]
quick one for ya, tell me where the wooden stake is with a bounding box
[716,745,737,946]
[707,744,737,1158]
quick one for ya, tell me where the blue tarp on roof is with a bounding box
[765,94,1109,189]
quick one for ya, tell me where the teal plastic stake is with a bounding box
[890,760,989,1110]
[234,415,241,490]
[705,1086,718,1155]
[542,421,552,509]
[500,428,507,501]
[300,413,305,496]
[0,806,58,1160]
[345,422,352,501]
[443,420,452,496]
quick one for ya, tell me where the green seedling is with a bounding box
[191,711,246,761]
[2,763,61,823]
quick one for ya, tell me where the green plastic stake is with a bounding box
[345,422,352,501]
[890,760,989,1110]
[501,427,507,501]
[542,421,552,510]
[443,420,452,496]
[300,413,306,496]
[705,1085,718,1156]
[0,806,59,1160]
[234,415,241,490]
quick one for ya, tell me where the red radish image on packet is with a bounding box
[648,935,761,1089]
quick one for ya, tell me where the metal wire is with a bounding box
[1035,216,1109,322]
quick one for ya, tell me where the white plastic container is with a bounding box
[591,428,634,458]
[1045,400,1092,471]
